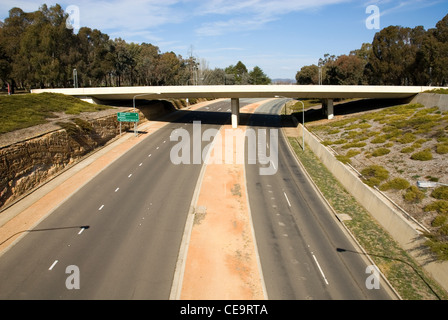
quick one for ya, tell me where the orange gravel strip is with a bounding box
[180,100,273,300]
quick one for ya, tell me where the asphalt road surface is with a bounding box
[0,99,257,299]
[0,98,396,300]
[244,99,395,300]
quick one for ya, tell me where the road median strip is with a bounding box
[179,101,268,300]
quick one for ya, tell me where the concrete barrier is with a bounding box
[409,92,448,111]
[295,123,448,294]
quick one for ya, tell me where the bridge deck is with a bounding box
[31,85,440,101]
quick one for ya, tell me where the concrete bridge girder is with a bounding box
[31,85,446,127]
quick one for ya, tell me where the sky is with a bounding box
[1,0,447,80]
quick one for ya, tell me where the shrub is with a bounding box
[432,214,448,227]
[72,118,93,133]
[322,139,347,146]
[346,149,361,158]
[336,155,351,164]
[440,224,448,236]
[372,147,390,157]
[329,118,357,128]
[403,186,425,203]
[436,143,448,154]
[410,149,433,161]
[361,165,389,187]
[346,122,371,130]
[380,178,410,191]
[342,141,366,149]
[423,234,448,261]
[401,146,415,153]
[396,132,416,144]
[371,135,387,144]
[431,186,448,200]
[424,200,448,214]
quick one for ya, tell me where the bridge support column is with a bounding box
[231,98,240,128]
[322,98,334,119]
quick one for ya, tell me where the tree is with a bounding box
[249,66,271,85]
[135,43,160,86]
[77,27,114,87]
[154,51,181,85]
[296,64,319,84]
[368,25,416,85]
[112,38,140,86]
[433,14,448,85]
[326,54,365,85]
[226,61,249,84]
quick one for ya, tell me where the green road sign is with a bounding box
[117,112,139,122]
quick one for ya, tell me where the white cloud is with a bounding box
[1,0,187,35]
[194,0,353,36]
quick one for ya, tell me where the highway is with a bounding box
[0,99,253,299]
[0,98,396,300]
[245,99,394,299]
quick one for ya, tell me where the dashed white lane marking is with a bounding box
[128,174,132,178]
[312,253,329,285]
[148,154,152,157]
[139,163,143,166]
[98,205,104,211]
[115,188,120,192]
[78,228,85,235]
[49,260,58,270]
[283,192,291,207]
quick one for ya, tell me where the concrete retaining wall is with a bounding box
[296,123,448,294]
[409,92,448,111]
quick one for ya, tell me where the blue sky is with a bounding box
[1,0,447,80]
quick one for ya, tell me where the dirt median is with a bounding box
[180,100,270,300]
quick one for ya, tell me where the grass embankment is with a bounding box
[424,88,448,94]
[0,93,111,134]
[307,103,448,260]
[287,137,448,300]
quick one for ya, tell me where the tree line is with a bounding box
[0,4,271,92]
[296,14,448,86]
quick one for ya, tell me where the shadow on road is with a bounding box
[0,225,90,246]
[336,247,441,300]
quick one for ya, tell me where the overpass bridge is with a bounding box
[32,85,442,128]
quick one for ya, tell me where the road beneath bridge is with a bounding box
[32,85,442,126]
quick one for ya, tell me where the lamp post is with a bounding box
[73,69,78,88]
[297,100,305,151]
[275,96,305,151]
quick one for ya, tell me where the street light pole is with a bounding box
[275,95,305,151]
[297,100,305,151]
[73,69,78,88]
